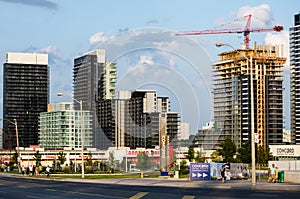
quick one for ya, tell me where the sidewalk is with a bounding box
[57,177,300,191]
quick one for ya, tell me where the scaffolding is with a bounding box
[213,44,286,149]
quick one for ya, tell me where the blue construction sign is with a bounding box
[190,163,211,180]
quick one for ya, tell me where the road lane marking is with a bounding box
[212,185,232,189]
[27,196,40,198]
[129,192,149,199]
[182,196,195,199]
[45,188,127,199]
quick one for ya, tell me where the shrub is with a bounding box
[63,166,70,174]
[85,166,94,174]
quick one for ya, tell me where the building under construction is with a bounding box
[213,43,286,149]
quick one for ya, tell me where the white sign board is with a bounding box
[255,133,259,144]
[269,145,300,157]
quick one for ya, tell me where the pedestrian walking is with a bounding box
[21,165,25,176]
[39,164,43,175]
[46,166,50,177]
[220,164,225,183]
[26,166,29,176]
[224,163,231,180]
[29,165,33,176]
[35,166,39,176]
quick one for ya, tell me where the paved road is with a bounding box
[57,177,300,190]
[0,173,299,199]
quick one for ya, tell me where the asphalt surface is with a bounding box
[2,172,300,191]
[1,173,300,199]
[61,177,300,191]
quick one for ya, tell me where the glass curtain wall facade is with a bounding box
[3,52,49,149]
[97,61,117,149]
[39,103,93,150]
[290,12,300,144]
[73,50,105,149]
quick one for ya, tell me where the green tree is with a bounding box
[86,152,93,166]
[186,145,195,162]
[179,160,189,175]
[109,151,115,173]
[121,158,132,172]
[34,150,42,166]
[257,146,273,165]
[109,151,115,166]
[85,152,94,173]
[237,141,251,163]
[120,158,127,172]
[57,151,66,166]
[210,150,222,162]
[217,137,237,163]
[194,150,205,163]
[12,150,18,166]
[136,152,149,171]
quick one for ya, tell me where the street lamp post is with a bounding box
[1,118,20,172]
[216,43,256,186]
[14,119,20,173]
[57,93,85,178]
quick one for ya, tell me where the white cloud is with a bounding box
[265,30,289,68]
[41,45,59,57]
[126,55,172,82]
[138,55,154,65]
[237,4,273,27]
[153,40,180,51]
[127,56,154,77]
[89,32,107,45]
[169,56,176,69]
[146,19,159,24]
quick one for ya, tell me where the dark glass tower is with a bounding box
[73,50,107,149]
[3,52,49,149]
[290,12,300,144]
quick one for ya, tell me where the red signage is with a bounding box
[29,145,40,150]
[45,155,55,159]
[126,149,160,156]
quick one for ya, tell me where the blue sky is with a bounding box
[0,0,299,134]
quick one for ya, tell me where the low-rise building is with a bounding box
[39,103,93,150]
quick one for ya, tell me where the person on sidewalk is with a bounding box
[46,166,50,177]
[220,164,226,183]
[26,166,29,176]
[21,165,25,176]
[224,163,231,181]
[35,166,39,176]
[29,165,33,176]
[39,164,43,175]
[268,164,276,183]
